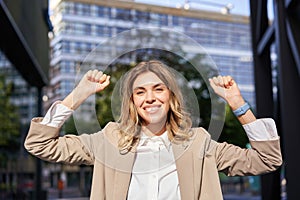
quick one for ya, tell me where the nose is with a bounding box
[145,90,155,103]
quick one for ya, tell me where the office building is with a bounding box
[48,0,254,113]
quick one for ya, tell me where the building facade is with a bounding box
[48,0,254,109]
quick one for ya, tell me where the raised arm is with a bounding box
[24,70,110,165]
[209,75,256,124]
[62,70,110,110]
[209,75,282,175]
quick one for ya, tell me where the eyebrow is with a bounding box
[133,83,166,91]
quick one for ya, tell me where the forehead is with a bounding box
[133,72,164,89]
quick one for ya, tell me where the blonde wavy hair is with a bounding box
[118,60,193,153]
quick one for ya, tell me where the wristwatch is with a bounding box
[233,102,250,117]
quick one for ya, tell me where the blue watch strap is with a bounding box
[233,102,250,117]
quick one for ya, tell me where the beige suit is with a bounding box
[25,118,282,200]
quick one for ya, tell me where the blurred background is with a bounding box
[1,0,299,199]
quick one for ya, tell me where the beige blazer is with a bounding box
[25,118,282,200]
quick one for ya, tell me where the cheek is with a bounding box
[132,96,143,107]
[164,93,171,109]
[158,92,170,103]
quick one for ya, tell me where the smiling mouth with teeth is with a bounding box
[145,106,161,113]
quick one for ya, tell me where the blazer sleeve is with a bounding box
[210,119,282,176]
[215,139,282,176]
[24,117,95,165]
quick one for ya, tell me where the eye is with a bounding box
[135,90,145,95]
[155,85,167,92]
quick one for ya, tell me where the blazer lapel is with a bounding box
[172,141,195,200]
[112,152,135,200]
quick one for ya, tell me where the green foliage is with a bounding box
[218,104,249,148]
[63,115,78,135]
[0,74,20,163]
[95,62,133,127]
[63,115,103,135]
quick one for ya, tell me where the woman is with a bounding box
[25,60,282,199]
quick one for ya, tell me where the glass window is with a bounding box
[73,3,90,16]
[95,25,111,37]
[135,11,150,23]
[115,8,132,20]
[95,6,111,18]
[62,41,71,53]
[150,13,168,26]
[116,27,129,34]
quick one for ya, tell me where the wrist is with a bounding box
[62,87,90,110]
[227,95,245,110]
[74,85,93,99]
[232,102,251,117]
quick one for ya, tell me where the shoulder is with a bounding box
[83,122,120,136]
[102,122,120,135]
[78,122,121,151]
[191,127,211,141]
[187,127,221,157]
[103,121,120,130]
[101,122,121,145]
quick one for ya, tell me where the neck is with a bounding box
[142,123,167,136]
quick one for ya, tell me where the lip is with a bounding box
[143,105,161,113]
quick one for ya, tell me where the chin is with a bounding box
[148,116,167,125]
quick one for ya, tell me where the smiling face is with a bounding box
[132,72,170,132]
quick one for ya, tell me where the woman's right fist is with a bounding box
[78,70,111,96]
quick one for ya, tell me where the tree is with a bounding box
[0,74,20,167]
[218,104,249,148]
[95,62,133,127]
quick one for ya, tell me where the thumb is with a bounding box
[209,78,226,98]
[209,78,218,92]
[96,75,110,92]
